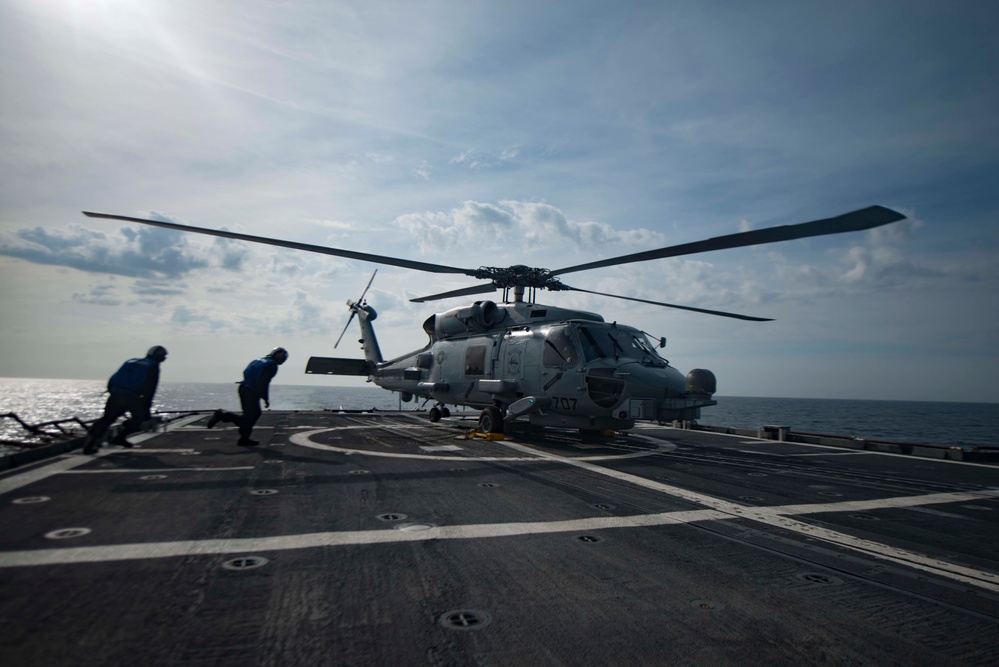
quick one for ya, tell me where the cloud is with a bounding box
[449,150,490,170]
[447,146,523,171]
[758,212,999,307]
[72,283,122,307]
[132,279,189,297]
[312,219,359,231]
[868,213,923,245]
[838,245,933,286]
[274,288,332,335]
[0,223,213,279]
[364,152,394,164]
[393,199,664,256]
[0,208,289,288]
[170,305,229,331]
[412,160,432,181]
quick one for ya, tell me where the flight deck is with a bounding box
[1,411,997,665]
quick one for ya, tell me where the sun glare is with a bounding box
[15,0,155,32]
[18,0,221,97]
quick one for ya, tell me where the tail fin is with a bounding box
[349,299,383,365]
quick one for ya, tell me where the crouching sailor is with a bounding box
[207,347,288,447]
[82,345,167,454]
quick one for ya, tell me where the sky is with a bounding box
[1,0,997,403]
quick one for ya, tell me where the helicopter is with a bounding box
[82,205,905,435]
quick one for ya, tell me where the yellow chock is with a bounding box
[470,429,505,441]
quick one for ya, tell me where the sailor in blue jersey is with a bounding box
[82,346,167,454]
[207,347,289,446]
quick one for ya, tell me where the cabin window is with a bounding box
[542,326,579,368]
[464,345,487,376]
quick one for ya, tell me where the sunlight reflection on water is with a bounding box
[0,379,407,445]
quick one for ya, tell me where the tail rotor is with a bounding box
[334,270,378,349]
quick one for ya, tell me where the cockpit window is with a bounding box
[578,326,610,362]
[542,326,579,368]
[577,325,667,366]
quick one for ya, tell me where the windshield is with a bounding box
[577,324,667,366]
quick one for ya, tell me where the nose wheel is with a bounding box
[428,405,451,423]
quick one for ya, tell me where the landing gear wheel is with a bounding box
[428,407,442,423]
[478,406,505,434]
[441,407,451,418]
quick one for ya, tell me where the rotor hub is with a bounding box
[475,265,563,290]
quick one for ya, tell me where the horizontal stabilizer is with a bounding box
[306,357,371,376]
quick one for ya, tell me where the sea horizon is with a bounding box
[1,375,995,406]
[2,377,997,448]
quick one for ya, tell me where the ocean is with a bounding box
[1,377,997,449]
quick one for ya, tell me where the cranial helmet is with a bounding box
[146,345,168,362]
[267,347,289,364]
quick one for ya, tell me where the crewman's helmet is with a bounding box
[146,345,168,362]
[267,347,289,364]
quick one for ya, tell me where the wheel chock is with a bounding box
[469,429,505,441]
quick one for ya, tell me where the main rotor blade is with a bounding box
[410,283,497,303]
[551,205,905,277]
[564,286,773,321]
[82,212,476,276]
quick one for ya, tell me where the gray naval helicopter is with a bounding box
[83,205,905,435]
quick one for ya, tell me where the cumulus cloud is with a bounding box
[761,211,999,305]
[838,245,938,286]
[393,199,664,256]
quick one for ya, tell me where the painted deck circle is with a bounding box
[288,428,675,462]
